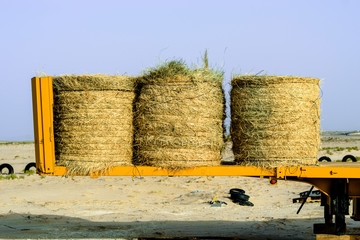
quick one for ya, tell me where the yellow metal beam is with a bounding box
[47,164,360,179]
[276,164,360,179]
[41,76,55,173]
[31,77,55,174]
[32,77,45,173]
[51,166,276,177]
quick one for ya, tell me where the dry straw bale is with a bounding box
[135,60,225,168]
[53,74,135,175]
[231,75,321,167]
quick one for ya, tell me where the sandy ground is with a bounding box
[318,134,360,161]
[0,136,360,239]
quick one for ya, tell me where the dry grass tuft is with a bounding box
[53,74,135,175]
[231,75,321,168]
[134,60,225,169]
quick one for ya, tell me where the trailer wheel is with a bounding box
[342,155,357,162]
[0,163,14,175]
[24,162,36,172]
[318,156,331,162]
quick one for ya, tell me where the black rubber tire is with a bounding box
[0,163,14,175]
[229,188,245,195]
[342,155,357,162]
[24,162,36,172]
[231,193,250,202]
[318,156,331,162]
[238,200,254,207]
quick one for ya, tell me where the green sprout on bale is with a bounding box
[202,49,209,69]
[140,59,190,82]
[139,58,223,85]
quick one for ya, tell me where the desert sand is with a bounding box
[0,134,360,239]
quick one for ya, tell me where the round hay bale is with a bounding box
[231,75,321,167]
[135,61,225,169]
[53,74,135,175]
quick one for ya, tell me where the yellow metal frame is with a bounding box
[49,164,360,178]
[31,77,55,174]
[31,76,360,197]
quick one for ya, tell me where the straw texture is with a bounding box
[134,61,225,168]
[231,75,321,167]
[53,74,135,175]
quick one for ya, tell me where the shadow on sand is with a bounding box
[0,212,338,239]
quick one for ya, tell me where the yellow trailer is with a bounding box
[31,76,360,236]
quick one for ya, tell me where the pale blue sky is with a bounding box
[0,0,359,140]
